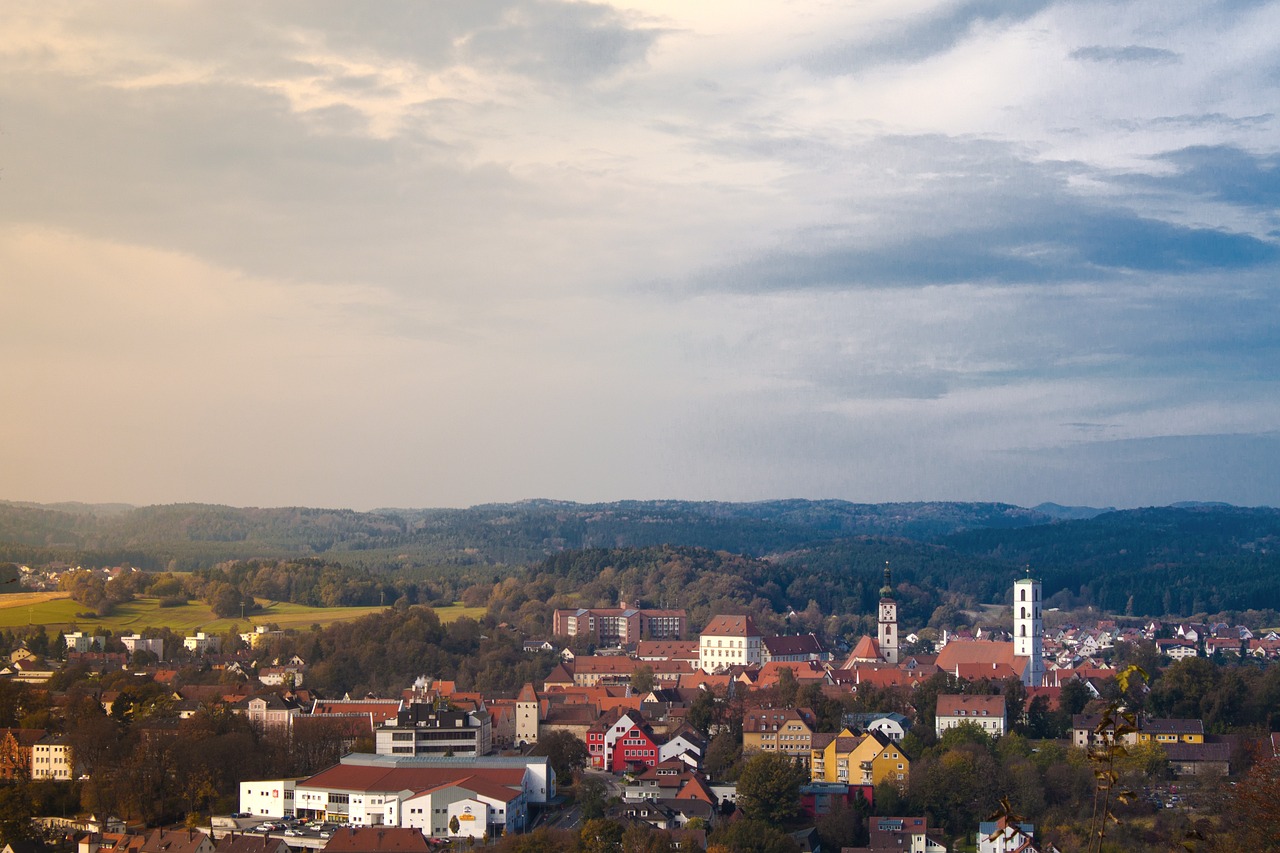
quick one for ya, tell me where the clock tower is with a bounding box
[877,563,899,665]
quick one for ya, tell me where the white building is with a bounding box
[936,695,1007,738]
[32,735,75,781]
[184,632,221,654]
[698,615,762,673]
[878,564,899,666]
[121,634,165,660]
[238,779,297,817]
[243,753,554,838]
[64,632,105,653]
[1014,575,1045,688]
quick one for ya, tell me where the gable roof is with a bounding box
[320,828,432,853]
[700,615,760,638]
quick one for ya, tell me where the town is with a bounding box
[2,564,1278,853]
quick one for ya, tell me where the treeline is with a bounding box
[942,505,1280,615]
[55,559,459,619]
[0,498,1053,572]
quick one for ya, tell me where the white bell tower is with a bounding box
[1014,571,1044,687]
[878,562,899,665]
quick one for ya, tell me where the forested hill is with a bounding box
[2,499,1279,617]
[0,499,1045,569]
[940,505,1280,615]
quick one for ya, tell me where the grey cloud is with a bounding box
[698,204,1276,291]
[803,0,1059,76]
[1070,45,1181,64]
[461,1,665,84]
[1136,145,1280,209]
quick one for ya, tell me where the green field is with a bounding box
[0,594,487,634]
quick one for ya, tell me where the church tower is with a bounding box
[1014,571,1044,687]
[878,563,899,665]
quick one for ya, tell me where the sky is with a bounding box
[3,0,1280,511]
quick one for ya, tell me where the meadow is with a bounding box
[0,593,486,634]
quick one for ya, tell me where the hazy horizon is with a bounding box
[6,2,1279,511]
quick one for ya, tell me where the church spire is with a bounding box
[880,561,893,599]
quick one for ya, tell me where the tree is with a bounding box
[449,815,460,836]
[1231,747,1280,849]
[577,775,608,820]
[630,664,655,694]
[703,729,742,781]
[580,818,624,853]
[736,752,808,825]
[775,666,799,708]
[687,689,717,737]
[531,729,589,782]
[707,819,802,853]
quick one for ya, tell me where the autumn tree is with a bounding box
[736,752,808,825]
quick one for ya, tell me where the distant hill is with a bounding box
[1031,502,1115,520]
[2,498,1278,618]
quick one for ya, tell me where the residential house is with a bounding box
[320,827,432,853]
[935,695,1006,738]
[742,707,817,763]
[977,818,1058,853]
[810,730,909,788]
[586,709,661,772]
[865,816,948,851]
[140,829,214,853]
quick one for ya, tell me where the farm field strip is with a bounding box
[0,594,485,632]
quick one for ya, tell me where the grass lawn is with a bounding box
[0,594,487,633]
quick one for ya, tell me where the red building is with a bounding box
[586,709,661,772]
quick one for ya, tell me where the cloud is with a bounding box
[1070,45,1181,64]
[803,0,1060,75]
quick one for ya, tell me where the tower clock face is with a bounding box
[880,604,894,621]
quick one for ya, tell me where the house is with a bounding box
[1155,639,1198,660]
[810,730,909,788]
[977,818,1058,853]
[622,798,715,831]
[140,829,214,853]
[257,666,303,688]
[1071,715,1204,749]
[32,733,77,780]
[865,816,948,851]
[761,634,829,664]
[698,616,762,673]
[935,695,1006,738]
[742,707,817,763]
[798,781,873,820]
[1163,741,1231,776]
[320,827,432,853]
[234,694,302,735]
[586,709,661,772]
[843,712,912,743]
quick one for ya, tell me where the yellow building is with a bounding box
[810,729,909,788]
[742,707,818,763]
[1136,718,1204,745]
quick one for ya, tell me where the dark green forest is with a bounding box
[2,499,1278,619]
